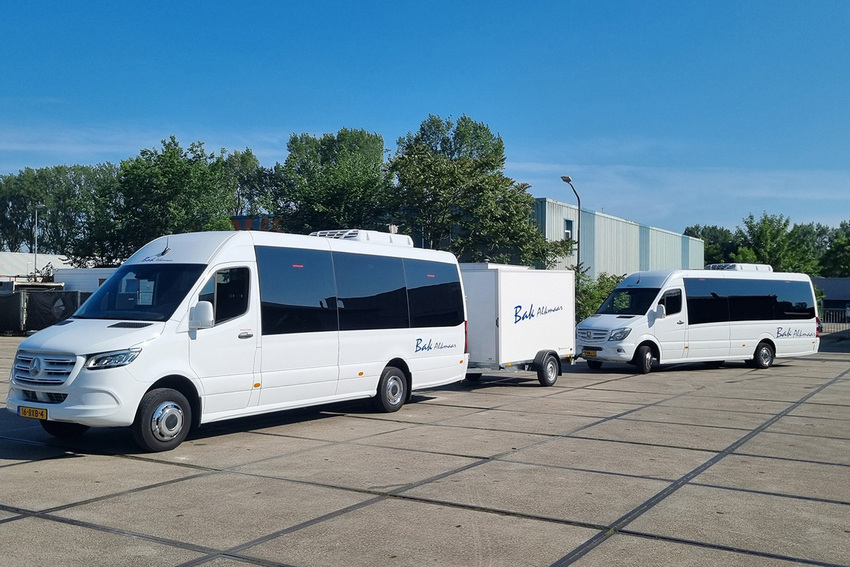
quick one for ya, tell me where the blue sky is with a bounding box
[2,0,848,233]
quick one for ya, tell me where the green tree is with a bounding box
[221,148,270,217]
[66,163,124,267]
[683,224,736,265]
[391,114,568,266]
[821,235,850,277]
[0,169,42,253]
[118,137,233,252]
[575,269,625,323]
[270,128,393,233]
[731,213,819,274]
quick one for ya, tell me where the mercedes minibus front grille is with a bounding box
[13,352,77,386]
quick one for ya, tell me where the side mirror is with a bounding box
[655,304,667,319]
[190,301,215,330]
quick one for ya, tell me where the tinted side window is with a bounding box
[405,259,464,327]
[772,279,816,320]
[199,267,250,325]
[684,278,730,324]
[334,252,409,331]
[685,277,816,324]
[255,246,338,335]
[659,289,682,316]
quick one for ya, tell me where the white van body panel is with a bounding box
[577,269,819,369]
[7,230,469,435]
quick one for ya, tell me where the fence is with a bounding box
[821,307,850,334]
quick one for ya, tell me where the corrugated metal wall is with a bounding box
[533,198,704,277]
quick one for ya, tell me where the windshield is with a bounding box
[596,287,661,316]
[75,263,206,321]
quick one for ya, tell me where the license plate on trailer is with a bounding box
[18,406,47,420]
[582,349,597,358]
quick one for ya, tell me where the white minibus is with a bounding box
[576,267,819,373]
[7,230,469,451]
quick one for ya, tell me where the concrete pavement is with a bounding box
[1,335,849,566]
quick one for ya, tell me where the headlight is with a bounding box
[86,349,141,369]
[609,328,632,341]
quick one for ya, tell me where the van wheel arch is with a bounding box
[534,350,561,386]
[386,358,412,402]
[753,341,776,369]
[633,342,659,374]
[149,375,202,429]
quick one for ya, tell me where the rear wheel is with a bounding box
[373,366,407,412]
[465,373,482,383]
[586,360,603,370]
[132,388,192,452]
[635,345,654,374]
[537,354,560,386]
[40,420,89,439]
[753,342,774,369]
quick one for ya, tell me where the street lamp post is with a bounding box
[560,175,581,267]
[33,204,43,281]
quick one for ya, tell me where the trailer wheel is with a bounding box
[132,388,192,452]
[373,366,407,412]
[40,420,90,439]
[753,342,774,369]
[586,360,603,370]
[537,354,560,386]
[635,345,654,374]
[465,373,482,383]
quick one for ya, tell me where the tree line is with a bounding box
[0,114,570,269]
[685,216,850,277]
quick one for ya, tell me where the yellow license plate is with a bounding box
[582,349,597,358]
[18,406,47,420]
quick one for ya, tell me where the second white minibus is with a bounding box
[576,267,819,373]
[7,230,469,451]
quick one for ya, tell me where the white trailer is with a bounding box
[461,263,576,386]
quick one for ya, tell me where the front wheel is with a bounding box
[132,388,192,452]
[373,366,407,412]
[753,342,774,369]
[40,420,90,439]
[635,345,654,374]
[586,359,603,370]
[537,354,560,386]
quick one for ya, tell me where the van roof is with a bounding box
[617,269,812,289]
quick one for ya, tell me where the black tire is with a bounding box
[586,359,603,370]
[373,366,407,412]
[132,388,192,452]
[40,420,90,439]
[465,373,482,383]
[537,354,560,386]
[753,342,774,369]
[635,345,654,374]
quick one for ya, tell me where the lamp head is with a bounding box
[561,175,572,183]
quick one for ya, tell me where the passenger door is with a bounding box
[189,266,260,415]
[652,288,687,361]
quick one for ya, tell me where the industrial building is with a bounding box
[532,197,705,278]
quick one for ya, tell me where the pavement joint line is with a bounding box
[685,481,850,507]
[178,496,386,567]
[749,429,850,442]
[548,366,850,566]
[0,506,224,558]
[615,527,849,567]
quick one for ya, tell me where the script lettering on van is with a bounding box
[514,304,564,324]
[776,326,816,338]
[415,338,457,352]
